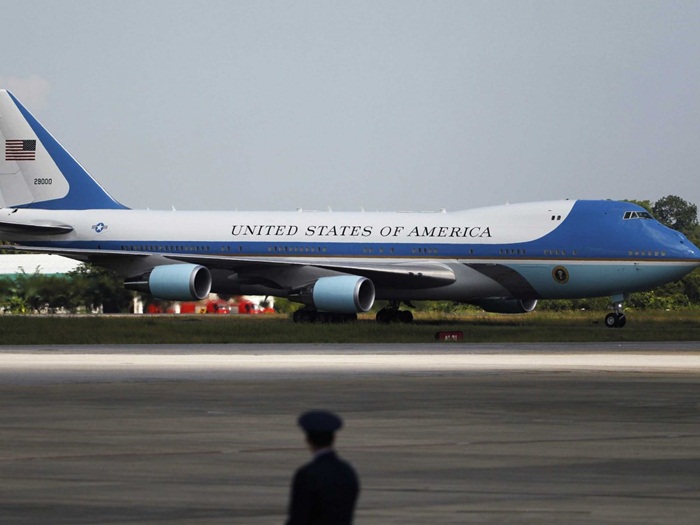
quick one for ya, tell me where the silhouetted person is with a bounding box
[286,410,359,525]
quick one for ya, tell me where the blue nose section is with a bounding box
[676,232,700,263]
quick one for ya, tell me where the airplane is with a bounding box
[0,88,699,327]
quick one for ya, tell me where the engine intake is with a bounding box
[298,275,375,313]
[125,263,212,301]
[478,298,537,314]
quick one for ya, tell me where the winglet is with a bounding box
[0,90,128,210]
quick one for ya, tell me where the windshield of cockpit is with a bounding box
[623,210,654,220]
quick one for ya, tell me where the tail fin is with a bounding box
[0,90,127,210]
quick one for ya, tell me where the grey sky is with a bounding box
[3,1,700,212]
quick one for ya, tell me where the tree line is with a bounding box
[0,195,698,314]
[0,265,134,314]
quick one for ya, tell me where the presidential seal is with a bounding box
[552,266,569,284]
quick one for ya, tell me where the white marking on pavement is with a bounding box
[0,353,699,372]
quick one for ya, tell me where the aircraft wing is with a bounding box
[169,254,457,288]
[3,245,456,289]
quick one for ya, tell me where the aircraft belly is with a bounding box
[375,263,516,302]
[507,261,696,298]
[372,260,699,303]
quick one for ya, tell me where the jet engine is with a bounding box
[478,298,537,314]
[298,275,375,313]
[124,263,212,301]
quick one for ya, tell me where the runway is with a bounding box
[1,343,700,524]
[1,342,700,384]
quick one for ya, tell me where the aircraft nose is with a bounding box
[679,233,700,264]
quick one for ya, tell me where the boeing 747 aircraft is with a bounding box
[1,89,698,327]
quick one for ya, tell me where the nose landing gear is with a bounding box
[605,294,627,328]
[605,312,626,328]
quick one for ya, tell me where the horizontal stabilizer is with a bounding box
[0,220,73,235]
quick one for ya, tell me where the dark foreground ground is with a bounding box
[1,356,699,524]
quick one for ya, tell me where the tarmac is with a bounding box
[1,343,699,524]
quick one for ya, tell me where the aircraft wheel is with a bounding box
[328,313,357,323]
[604,312,627,328]
[376,309,393,324]
[604,313,619,328]
[293,309,316,323]
[399,310,414,323]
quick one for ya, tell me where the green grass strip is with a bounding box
[1,310,699,345]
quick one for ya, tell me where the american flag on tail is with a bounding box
[5,139,36,161]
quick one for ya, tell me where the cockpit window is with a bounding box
[623,211,653,220]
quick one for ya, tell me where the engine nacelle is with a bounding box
[304,275,375,313]
[125,264,212,301]
[478,298,537,314]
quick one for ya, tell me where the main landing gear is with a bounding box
[376,301,414,324]
[292,307,357,323]
[604,294,627,328]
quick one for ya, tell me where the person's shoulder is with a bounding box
[305,452,343,474]
[294,459,316,477]
[323,453,359,480]
[337,456,359,477]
